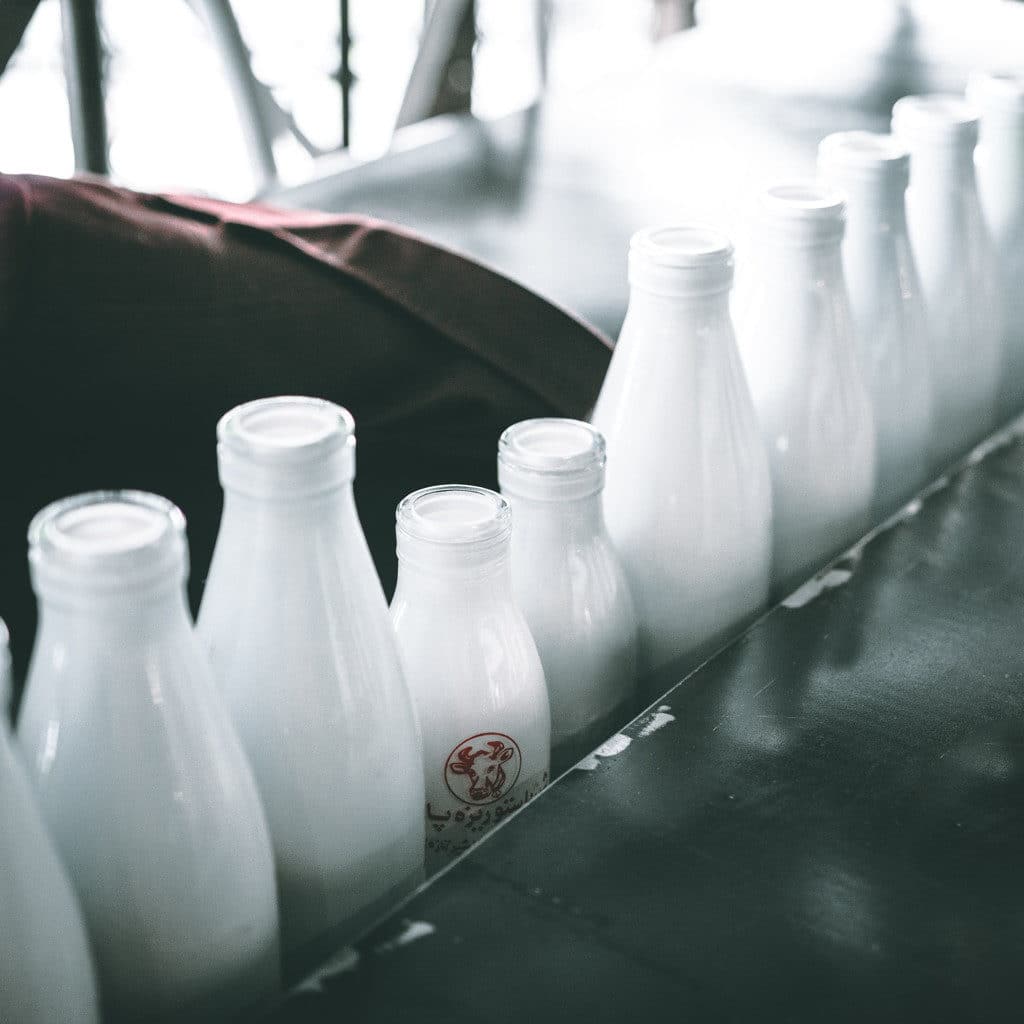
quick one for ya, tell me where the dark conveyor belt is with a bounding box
[266,420,1024,1024]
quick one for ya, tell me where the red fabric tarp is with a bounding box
[0,174,612,683]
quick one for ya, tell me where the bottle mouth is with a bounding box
[628,223,734,295]
[891,94,979,147]
[28,490,188,595]
[217,396,356,498]
[631,225,732,267]
[818,132,909,195]
[396,486,512,572]
[761,181,845,214]
[397,485,511,547]
[819,129,909,172]
[757,180,846,244]
[498,418,605,500]
[967,71,1024,118]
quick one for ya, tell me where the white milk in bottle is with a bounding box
[967,72,1024,420]
[591,225,772,673]
[737,183,875,592]
[818,131,932,515]
[498,418,637,769]
[0,619,99,1024]
[197,396,424,961]
[391,485,550,873]
[893,94,1001,466]
[18,491,279,1023]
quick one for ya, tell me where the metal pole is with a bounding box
[189,0,277,188]
[60,0,108,174]
[395,0,474,130]
[340,0,351,148]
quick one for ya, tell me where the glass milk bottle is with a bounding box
[197,397,424,961]
[591,226,772,673]
[967,72,1024,420]
[391,485,550,873]
[737,184,875,592]
[0,623,99,1024]
[818,131,932,515]
[18,491,279,1024]
[498,419,637,770]
[892,95,1001,465]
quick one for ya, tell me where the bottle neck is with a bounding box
[907,143,977,192]
[219,481,358,532]
[36,580,193,636]
[505,491,605,543]
[755,234,845,276]
[624,283,731,329]
[977,114,1024,182]
[395,545,514,601]
[836,178,909,235]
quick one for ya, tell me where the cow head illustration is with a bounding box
[445,736,521,804]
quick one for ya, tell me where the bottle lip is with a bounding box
[891,94,979,147]
[498,418,606,501]
[630,224,733,268]
[818,131,910,182]
[628,223,734,296]
[760,180,846,218]
[218,395,354,464]
[217,396,356,497]
[28,490,188,594]
[757,180,846,244]
[967,71,1024,118]
[396,485,511,548]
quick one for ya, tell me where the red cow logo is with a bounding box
[444,733,522,805]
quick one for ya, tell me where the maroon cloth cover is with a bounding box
[0,173,612,682]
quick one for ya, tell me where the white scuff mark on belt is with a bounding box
[293,946,360,993]
[575,732,632,770]
[966,423,1024,465]
[897,497,922,519]
[637,705,675,738]
[374,920,436,955]
[919,475,950,500]
[782,566,854,609]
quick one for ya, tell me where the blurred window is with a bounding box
[0,0,653,199]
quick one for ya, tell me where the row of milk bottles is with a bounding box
[0,399,639,1022]
[596,73,1024,659]
[3,71,1023,1023]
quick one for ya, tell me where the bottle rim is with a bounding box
[818,131,909,171]
[396,485,511,548]
[217,396,357,497]
[891,94,979,146]
[498,418,606,501]
[498,418,605,475]
[218,395,354,464]
[967,71,1024,117]
[630,224,733,268]
[759,180,846,219]
[28,490,188,593]
[628,222,734,296]
[756,180,845,245]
